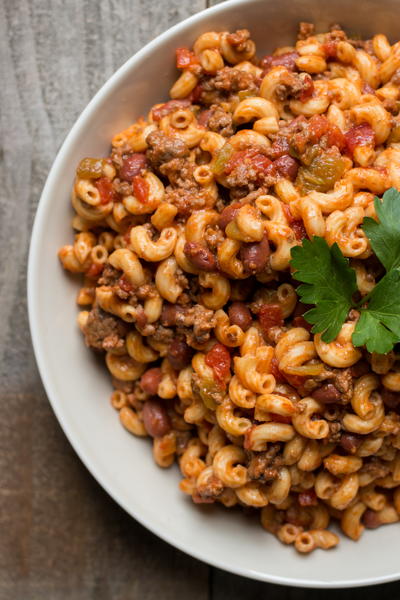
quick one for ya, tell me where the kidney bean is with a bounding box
[228,302,252,331]
[292,316,312,331]
[218,202,243,231]
[184,242,216,271]
[167,338,194,370]
[241,235,270,274]
[274,154,299,180]
[311,383,341,403]
[142,399,171,438]
[363,509,381,529]
[161,303,185,327]
[350,360,370,377]
[293,301,313,318]
[339,433,362,454]
[381,388,400,409]
[119,153,147,181]
[140,368,162,395]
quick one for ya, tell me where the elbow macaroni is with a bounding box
[59,23,400,554]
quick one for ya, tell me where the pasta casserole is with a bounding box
[59,22,400,553]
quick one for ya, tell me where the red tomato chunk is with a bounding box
[298,74,314,103]
[345,123,375,155]
[86,262,104,278]
[176,47,199,69]
[291,219,307,241]
[132,175,149,203]
[95,177,116,204]
[205,343,231,386]
[225,148,272,175]
[259,304,284,333]
[323,41,338,59]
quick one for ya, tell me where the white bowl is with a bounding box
[28,0,400,588]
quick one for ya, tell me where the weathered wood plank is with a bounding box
[0,1,210,598]
[212,568,400,599]
[0,392,209,600]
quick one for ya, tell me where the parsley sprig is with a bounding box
[290,188,400,354]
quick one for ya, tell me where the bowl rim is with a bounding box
[27,0,400,588]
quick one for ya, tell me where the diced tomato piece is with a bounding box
[270,357,286,383]
[344,123,375,155]
[293,316,312,331]
[291,219,307,241]
[86,262,104,278]
[282,204,295,223]
[205,343,231,386]
[269,136,291,159]
[225,148,272,175]
[259,304,284,334]
[132,175,149,203]
[176,47,199,69]
[95,177,116,205]
[308,116,345,149]
[326,123,346,151]
[309,115,329,141]
[187,83,203,103]
[298,74,314,103]
[323,40,338,59]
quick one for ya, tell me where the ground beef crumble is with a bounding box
[200,67,258,105]
[146,130,189,169]
[83,306,128,351]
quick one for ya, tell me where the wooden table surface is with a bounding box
[1,1,399,598]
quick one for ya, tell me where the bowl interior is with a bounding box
[28,0,400,588]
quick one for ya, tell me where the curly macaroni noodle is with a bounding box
[59,23,400,553]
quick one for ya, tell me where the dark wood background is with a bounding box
[1,0,399,597]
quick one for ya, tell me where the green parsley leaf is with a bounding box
[363,187,400,271]
[290,237,357,343]
[353,269,400,353]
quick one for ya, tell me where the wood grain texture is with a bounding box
[0,0,399,598]
[0,1,209,599]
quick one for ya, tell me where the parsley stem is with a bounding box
[354,292,372,309]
